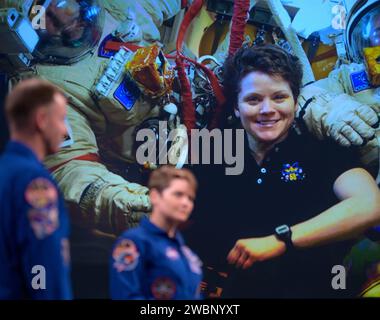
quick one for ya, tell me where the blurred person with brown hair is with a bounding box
[0,78,72,299]
[110,165,202,300]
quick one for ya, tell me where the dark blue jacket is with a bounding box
[0,141,72,299]
[110,218,202,299]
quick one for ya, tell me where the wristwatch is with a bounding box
[275,224,294,250]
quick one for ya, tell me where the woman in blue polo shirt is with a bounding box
[110,166,202,300]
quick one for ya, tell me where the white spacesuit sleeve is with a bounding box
[44,105,151,235]
[298,66,379,147]
[103,0,182,42]
[53,160,151,234]
[267,0,315,85]
[137,0,182,26]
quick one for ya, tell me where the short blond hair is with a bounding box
[148,165,197,193]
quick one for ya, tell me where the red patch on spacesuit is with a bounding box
[25,178,58,209]
[112,239,140,272]
[151,277,176,300]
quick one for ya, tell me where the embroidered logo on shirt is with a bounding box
[281,162,305,182]
[25,178,58,209]
[28,206,59,240]
[181,246,203,275]
[350,70,371,93]
[25,178,59,239]
[151,277,176,300]
[166,247,180,260]
[112,239,140,272]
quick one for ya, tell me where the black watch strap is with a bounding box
[275,224,294,250]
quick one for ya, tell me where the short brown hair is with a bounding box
[223,44,303,109]
[148,165,197,193]
[5,78,65,130]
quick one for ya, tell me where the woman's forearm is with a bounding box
[291,194,380,249]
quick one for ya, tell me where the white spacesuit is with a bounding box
[297,0,380,297]
[0,0,187,231]
[298,0,380,183]
[0,0,187,297]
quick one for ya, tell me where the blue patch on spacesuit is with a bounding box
[350,70,372,93]
[114,76,141,110]
[98,34,118,58]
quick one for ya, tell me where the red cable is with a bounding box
[176,0,204,54]
[107,0,226,131]
[182,56,225,128]
[175,56,195,136]
[228,0,250,57]
[176,0,227,131]
[175,0,204,134]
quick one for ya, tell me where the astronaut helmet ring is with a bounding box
[345,0,380,63]
[16,0,105,65]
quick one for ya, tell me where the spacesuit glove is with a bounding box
[322,94,378,147]
[111,183,152,234]
[299,85,378,147]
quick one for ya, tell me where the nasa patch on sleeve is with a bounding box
[25,178,59,239]
[151,277,176,300]
[112,239,140,272]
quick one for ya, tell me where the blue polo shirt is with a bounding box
[0,141,72,299]
[110,218,203,299]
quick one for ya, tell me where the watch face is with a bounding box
[276,224,290,235]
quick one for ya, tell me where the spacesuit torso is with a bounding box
[4,1,183,237]
[330,63,380,104]
[37,10,160,168]
[2,0,182,298]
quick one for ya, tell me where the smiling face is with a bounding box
[235,71,297,146]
